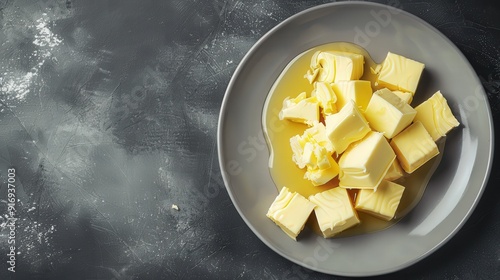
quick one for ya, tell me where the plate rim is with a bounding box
[217,1,495,276]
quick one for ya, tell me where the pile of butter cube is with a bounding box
[267,51,460,240]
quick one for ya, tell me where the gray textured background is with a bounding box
[0,0,499,279]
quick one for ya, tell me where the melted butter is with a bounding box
[262,42,443,237]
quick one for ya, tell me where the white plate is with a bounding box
[217,2,494,276]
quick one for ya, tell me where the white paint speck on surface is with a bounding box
[0,15,62,102]
[33,16,63,48]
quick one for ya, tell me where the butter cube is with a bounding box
[377,52,424,94]
[384,159,404,181]
[303,121,334,154]
[290,122,338,185]
[305,51,364,84]
[309,187,360,238]
[302,142,331,170]
[390,121,439,173]
[279,92,319,125]
[290,121,333,169]
[312,81,338,116]
[331,80,373,111]
[392,90,413,104]
[304,155,340,186]
[325,100,371,154]
[414,91,460,141]
[267,187,316,240]
[355,180,405,221]
[339,132,395,189]
[364,88,417,139]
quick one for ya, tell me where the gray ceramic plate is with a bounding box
[217,2,494,276]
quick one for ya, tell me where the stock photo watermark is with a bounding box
[5,168,17,273]
[282,236,340,279]
[459,84,488,113]
[224,108,284,177]
[354,0,402,48]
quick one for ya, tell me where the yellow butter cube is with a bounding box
[290,122,338,185]
[305,51,364,84]
[392,90,413,104]
[325,100,371,154]
[309,187,360,238]
[414,91,460,141]
[331,80,373,111]
[290,121,333,169]
[383,159,405,181]
[377,52,424,94]
[302,142,329,170]
[364,88,417,139]
[312,81,338,116]
[390,121,439,173]
[303,121,334,154]
[339,131,395,189]
[279,92,319,125]
[355,180,405,221]
[304,155,340,186]
[267,187,316,240]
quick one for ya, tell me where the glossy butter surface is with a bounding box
[309,187,360,238]
[364,88,417,139]
[355,180,405,221]
[390,121,439,173]
[331,80,373,111]
[266,187,316,240]
[325,100,371,154]
[339,131,396,189]
[377,52,424,94]
[414,91,460,141]
[279,92,320,125]
[306,51,364,83]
